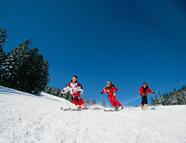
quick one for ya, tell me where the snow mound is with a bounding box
[0,86,186,143]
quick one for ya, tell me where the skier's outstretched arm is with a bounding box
[100,88,106,95]
[114,87,118,93]
[61,84,70,94]
[148,88,155,94]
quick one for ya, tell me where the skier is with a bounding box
[101,81,123,110]
[61,75,85,109]
[138,82,154,110]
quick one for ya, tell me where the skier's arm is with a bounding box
[100,88,106,94]
[114,87,118,93]
[147,88,155,94]
[62,84,70,94]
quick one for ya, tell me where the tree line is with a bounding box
[151,86,186,106]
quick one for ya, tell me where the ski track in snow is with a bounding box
[0,86,186,143]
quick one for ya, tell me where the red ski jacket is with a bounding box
[101,86,118,96]
[138,86,153,96]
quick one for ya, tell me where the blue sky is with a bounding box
[0,0,186,106]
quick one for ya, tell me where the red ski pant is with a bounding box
[72,97,84,106]
[108,95,122,108]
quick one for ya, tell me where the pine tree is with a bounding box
[0,47,5,62]
[44,86,52,94]
[1,39,49,94]
[0,29,7,85]
[0,40,30,88]
[14,43,49,94]
[23,47,49,94]
[0,29,7,60]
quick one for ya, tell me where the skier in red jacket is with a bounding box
[101,81,123,110]
[61,75,85,109]
[138,82,154,110]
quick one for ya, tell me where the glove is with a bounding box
[61,90,65,94]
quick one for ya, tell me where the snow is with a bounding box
[0,86,186,143]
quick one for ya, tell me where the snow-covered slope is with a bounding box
[0,86,186,143]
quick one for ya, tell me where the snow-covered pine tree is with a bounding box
[0,40,31,88]
[0,29,7,85]
[44,86,53,94]
[0,28,7,50]
[15,42,49,94]
[1,39,49,94]
[0,29,7,63]
[20,47,49,94]
[151,86,186,105]
[0,47,6,63]
[45,86,61,97]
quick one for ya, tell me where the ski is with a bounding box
[60,107,89,112]
[146,106,156,110]
[61,107,124,112]
[104,108,123,112]
[60,107,72,111]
